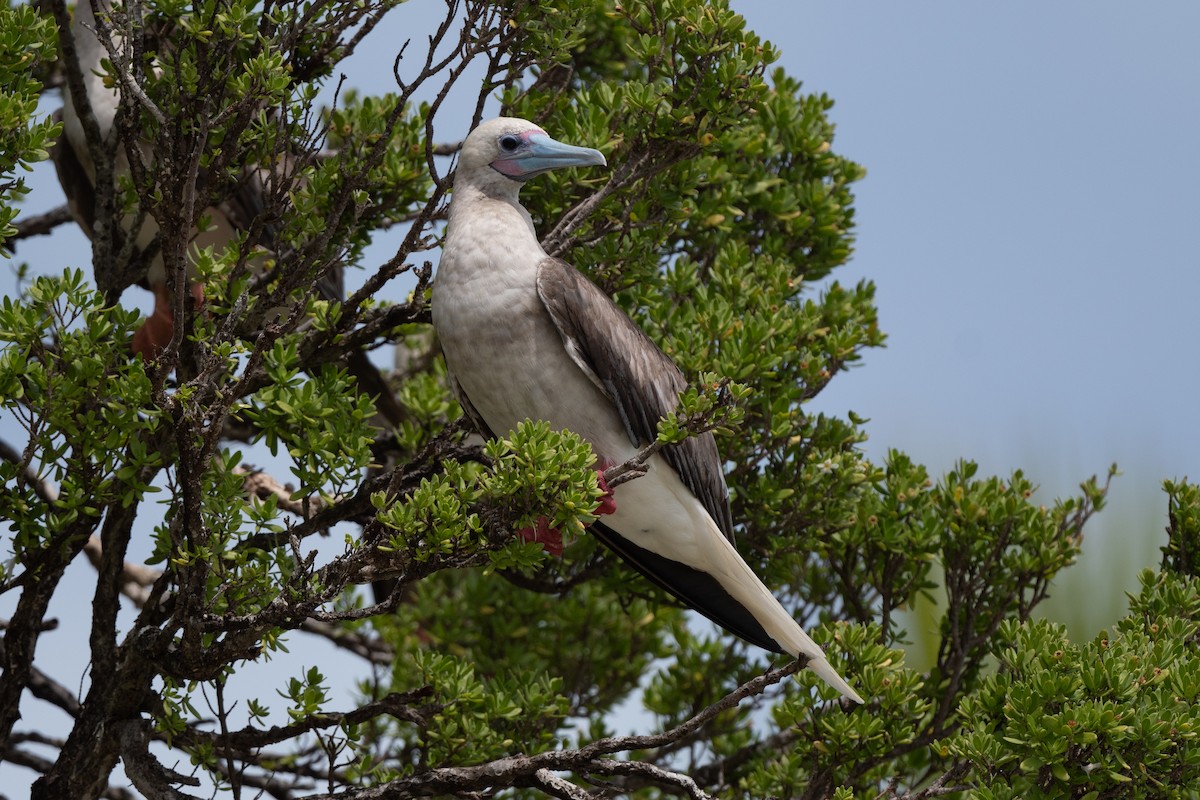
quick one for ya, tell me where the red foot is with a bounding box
[132,282,205,359]
[516,462,618,557]
[519,516,564,557]
[594,462,617,516]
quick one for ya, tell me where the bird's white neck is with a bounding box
[446,182,540,247]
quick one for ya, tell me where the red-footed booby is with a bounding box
[52,0,405,425]
[432,117,863,704]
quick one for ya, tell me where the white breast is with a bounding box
[433,193,632,458]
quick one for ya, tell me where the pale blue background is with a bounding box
[735,2,1200,635]
[4,1,1199,794]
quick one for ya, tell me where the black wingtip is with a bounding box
[591,522,786,655]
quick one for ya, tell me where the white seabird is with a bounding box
[432,117,863,704]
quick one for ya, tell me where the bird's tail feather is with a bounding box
[803,655,865,705]
[752,590,865,704]
[702,522,865,704]
[595,517,865,704]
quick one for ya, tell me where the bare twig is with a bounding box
[176,688,435,753]
[7,205,75,247]
[874,763,971,799]
[236,465,336,517]
[601,437,664,490]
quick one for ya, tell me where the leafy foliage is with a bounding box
[946,496,1200,797]
[0,2,59,247]
[0,0,1194,798]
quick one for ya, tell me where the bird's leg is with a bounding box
[518,460,617,556]
[132,281,205,359]
[594,462,617,516]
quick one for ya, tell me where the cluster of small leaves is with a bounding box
[403,650,570,769]
[377,420,608,567]
[655,373,751,444]
[154,674,204,745]
[831,450,938,634]
[243,340,377,498]
[1161,478,1200,579]
[0,3,59,245]
[482,421,612,543]
[0,270,156,565]
[948,611,1200,797]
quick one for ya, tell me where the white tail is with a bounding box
[704,521,865,704]
[804,655,864,704]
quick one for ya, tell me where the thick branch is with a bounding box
[531,769,599,800]
[587,759,712,800]
[118,720,203,800]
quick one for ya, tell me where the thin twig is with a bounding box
[298,617,394,665]
[601,438,663,490]
[7,205,75,247]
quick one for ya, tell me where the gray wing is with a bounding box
[535,257,735,541]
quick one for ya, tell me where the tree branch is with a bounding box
[118,720,203,800]
[295,661,802,800]
[7,205,75,248]
[176,688,435,753]
[531,769,599,800]
[587,759,712,800]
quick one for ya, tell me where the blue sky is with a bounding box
[5,1,1200,792]
[730,2,1200,628]
[745,3,1200,483]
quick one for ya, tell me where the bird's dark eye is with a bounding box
[498,134,521,152]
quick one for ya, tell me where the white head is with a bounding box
[454,117,607,197]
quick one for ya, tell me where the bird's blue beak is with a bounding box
[491,131,607,181]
